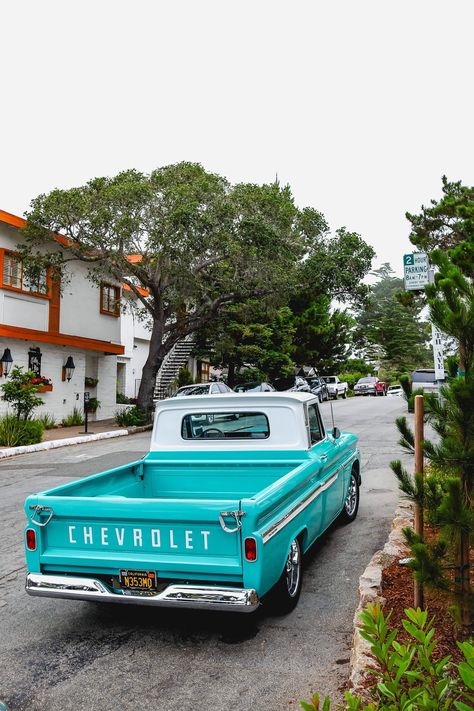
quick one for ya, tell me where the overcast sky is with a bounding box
[2,1,473,277]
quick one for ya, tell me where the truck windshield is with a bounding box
[181,412,270,439]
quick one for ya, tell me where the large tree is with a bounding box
[353,264,432,370]
[406,175,474,254]
[21,164,304,414]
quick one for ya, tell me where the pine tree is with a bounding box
[391,249,474,628]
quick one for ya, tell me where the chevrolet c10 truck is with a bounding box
[24,393,361,615]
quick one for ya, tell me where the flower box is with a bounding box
[37,384,53,392]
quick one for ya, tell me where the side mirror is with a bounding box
[332,426,341,440]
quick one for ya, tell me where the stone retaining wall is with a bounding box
[349,501,414,691]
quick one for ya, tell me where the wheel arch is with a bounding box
[352,458,361,486]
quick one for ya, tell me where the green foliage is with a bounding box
[116,392,131,404]
[399,374,412,399]
[338,358,373,375]
[300,604,474,710]
[0,415,44,446]
[1,366,45,421]
[84,377,99,387]
[85,397,100,412]
[177,367,194,388]
[36,412,57,429]
[407,176,474,255]
[114,406,148,427]
[61,407,84,427]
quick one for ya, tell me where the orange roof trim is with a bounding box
[0,210,27,230]
[0,325,125,355]
[122,283,149,297]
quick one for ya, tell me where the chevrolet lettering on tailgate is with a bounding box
[24,393,361,615]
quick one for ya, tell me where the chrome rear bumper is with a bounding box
[26,573,260,613]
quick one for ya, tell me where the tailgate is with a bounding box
[27,495,244,581]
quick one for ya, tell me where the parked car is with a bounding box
[387,384,404,397]
[411,369,447,396]
[307,376,329,402]
[272,376,311,393]
[174,382,233,397]
[234,381,275,392]
[353,376,387,397]
[321,376,348,399]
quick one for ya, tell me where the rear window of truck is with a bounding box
[181,412,270,439]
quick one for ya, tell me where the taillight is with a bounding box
[244,537,257,562]
[26,528,36,551]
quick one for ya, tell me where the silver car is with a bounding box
[174,382,233,397]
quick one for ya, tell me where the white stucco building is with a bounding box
[0,210,124,422]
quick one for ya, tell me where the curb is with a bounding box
[0,424,153,459]
[349,501,414,692]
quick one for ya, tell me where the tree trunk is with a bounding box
[227,361,236,388]
[136,316,166,416]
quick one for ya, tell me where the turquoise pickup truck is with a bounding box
[24,393,360,615]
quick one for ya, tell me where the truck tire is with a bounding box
[342,389,347,399]
[267,538,303,615]
[338,470,359,524]
[333,391,338,400]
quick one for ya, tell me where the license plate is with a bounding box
[119,569,157,591]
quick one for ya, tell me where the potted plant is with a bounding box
[85,397,101,413]
[30,375,53,392]
[84,377,99,388]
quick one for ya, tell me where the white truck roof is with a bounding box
[151,392,320,451]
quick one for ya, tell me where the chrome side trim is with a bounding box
[26,574,259,613]
[262,471,338,544]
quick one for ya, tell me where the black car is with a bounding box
[272,376,311,393]
[234,381,275,393]
[307,376,329,402]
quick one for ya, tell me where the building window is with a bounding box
[1,250,49,296]
[100,283,121,316]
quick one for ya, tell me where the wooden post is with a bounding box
[414,394,424,609]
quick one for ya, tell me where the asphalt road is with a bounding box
[0,395,410,711]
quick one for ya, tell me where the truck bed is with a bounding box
[38,452,306,501]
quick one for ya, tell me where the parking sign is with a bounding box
[403,253,430,290]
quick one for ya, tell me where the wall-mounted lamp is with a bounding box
[0,348,13,377]
[62,356,75,382]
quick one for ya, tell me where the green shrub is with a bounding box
[84,377,99,387]
[300,603,474,711]
[114,406,147,427]
[61,407,84,427]
[1,366,44,420]
[37,412,57,429]
[116,391,131,404]
[85,397,101,412]
[0,415,44,446]
[177,366,194,387]
[338,372,366,391]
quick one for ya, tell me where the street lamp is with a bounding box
[0,348,13,377]
[62,356,76,382]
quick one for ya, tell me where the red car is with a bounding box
[353,376,387,396]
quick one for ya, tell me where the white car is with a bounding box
[387,385,404,397]
[174,382,233,397]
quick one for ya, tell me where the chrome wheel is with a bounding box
[285,539,301,597]
[344,474,359,518]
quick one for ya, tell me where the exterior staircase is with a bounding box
[154,336,194,400]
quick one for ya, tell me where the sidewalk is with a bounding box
[0,419,152,459]
[42,418,127,442]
